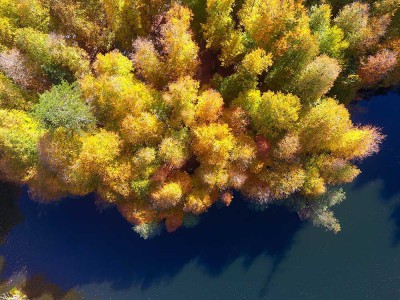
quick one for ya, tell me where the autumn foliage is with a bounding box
[0,0,394,236]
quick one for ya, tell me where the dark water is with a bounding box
[0,91,400,299]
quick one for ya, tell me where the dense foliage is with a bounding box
[0,0,395,236]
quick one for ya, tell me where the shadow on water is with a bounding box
[0,190,302,295]
[350,89,400,200]
[349,89,400,245]
[1,91,399,297]
[0,182,23,245]
[0,183,84,299]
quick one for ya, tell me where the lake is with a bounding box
[0,90,399,299]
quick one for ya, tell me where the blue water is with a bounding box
[0,90,400,299]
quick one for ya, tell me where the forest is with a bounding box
[0,0,397,238]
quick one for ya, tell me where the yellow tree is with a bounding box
[150,181,184,209]
[192,122,234,166]
[121,112,164,146]
[184,186,218,215]
[0,16,16,50]
[298,98,382,160]
[132,38,166,88]
[195,89,224,123]
[315,155,361,185]
[68,130,122,196]
[50,0,113,55]
[158,129,190,168]
[299,98,352,153]
[130,147,160,199]
[0,109,43,183]
[0,73,32,110]
[219,30,246,67]
[330,126,384,160]
[163,76,199,128]
[240,49,273,77]
[101,0,142,49]
[63,129,123,201]
[301,163,327,197]
[259,163,306,199]
[0,0,49,32]
[98,159,133,202]
[162,3,199,79]
[37,128,96,196]
[202,0,235,50]
[131,4,199,85]
[238,0,301,49]
[94,51,133,77]
[80,52,156,127]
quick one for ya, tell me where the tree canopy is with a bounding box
[0,0,393,236]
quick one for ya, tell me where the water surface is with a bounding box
[0,91,399,299]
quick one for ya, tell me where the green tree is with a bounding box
[334,2,369,50]
[292,55,342,104]
[309,4,349,60]
[265,16,319,91]
[15,28,90,83]
[218,49,273,101]
[202,0,235,50]
[33,81,96,132]
[234,89,301,138]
